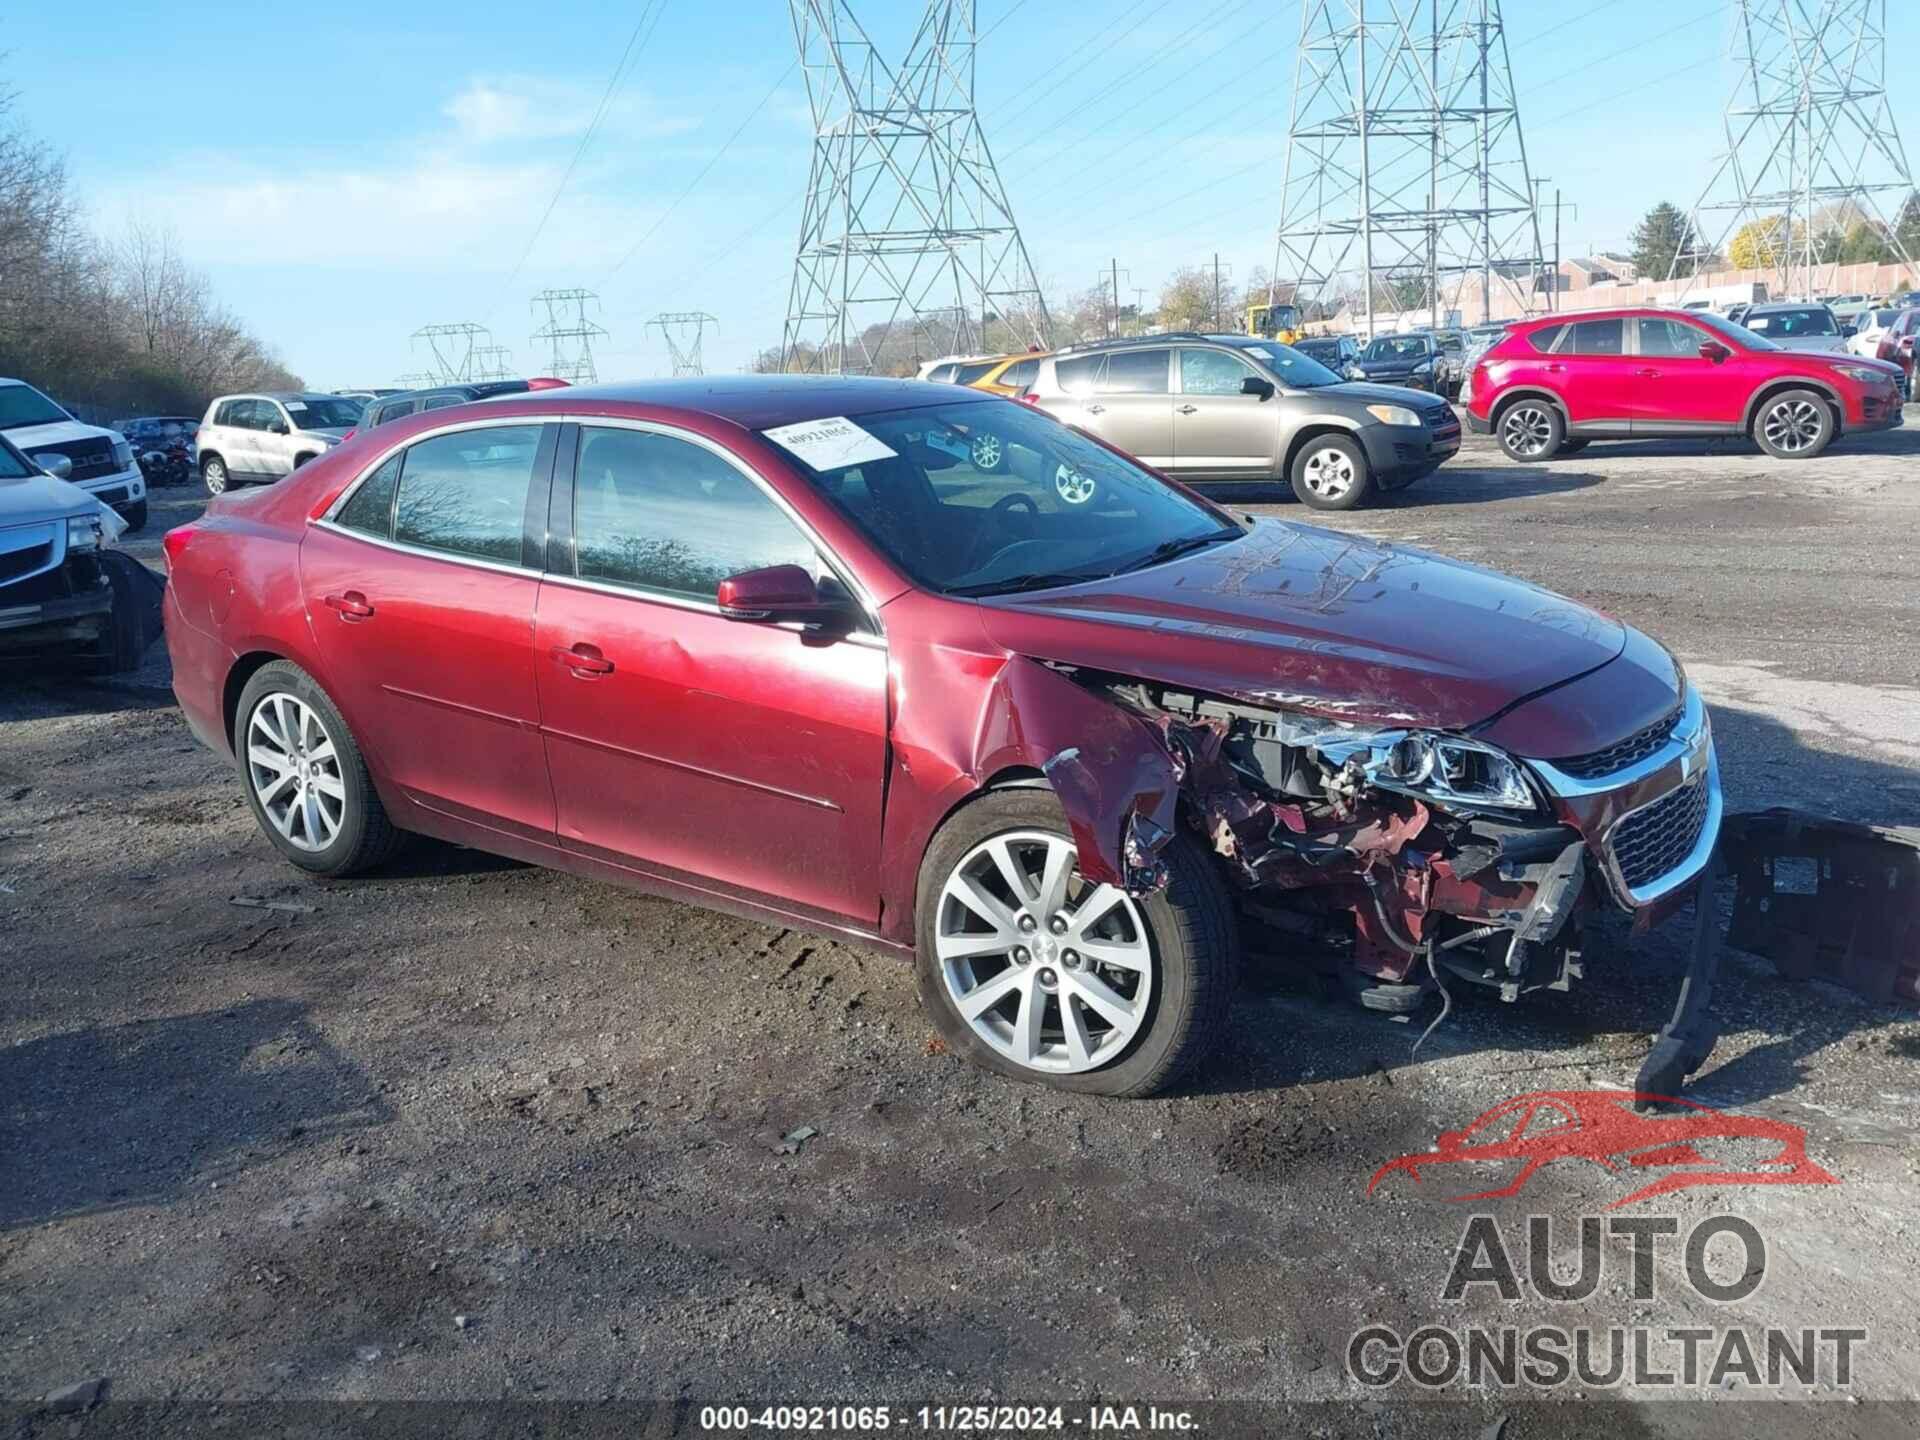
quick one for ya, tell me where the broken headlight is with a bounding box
[1359,731,1540,813]
[66,514,106,552]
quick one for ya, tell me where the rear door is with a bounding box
[533,422,889,924]
[1553,317,1635,429]
[301,419,558,842]
[223,400,267,480]
[1081,347,1173,467]
[1173,346,1275,477]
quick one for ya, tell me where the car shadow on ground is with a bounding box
[0,998,390,1231]
[1189,701,1919,1110]
[1195,469,1604,510]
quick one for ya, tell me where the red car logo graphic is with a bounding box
[1368,1090,1837,1210]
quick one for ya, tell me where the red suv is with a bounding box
[1467,306,1905,462]
[164,379,1719,1096]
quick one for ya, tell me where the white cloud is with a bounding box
[442,76,701,146]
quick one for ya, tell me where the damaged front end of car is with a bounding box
[1039,665,1722,1021]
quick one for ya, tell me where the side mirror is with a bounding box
[716,564,850,626]
[1240,376,1276,401]
[270,420,290,435]
[1698,341,1731,364]
[39,453,74,480]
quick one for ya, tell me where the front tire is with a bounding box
[202,455,230,495]
[1497,399,1564,461]
[1290,433,1374,511]
[914,790,1236,1097]
[234,660,404,877]
[122,499,148,532]
[1752,389,1835,459]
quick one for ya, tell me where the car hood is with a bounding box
[3,418,113,451]
[1316,382,1452,411]
[1774,338,1849,354]
[0,470,99,525]
[978,520,1629,735]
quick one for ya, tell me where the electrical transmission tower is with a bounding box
[1676,0,1915,298]
[530,289,608,384]
[648,312,720,376]
[470,344,517,382]
[1271,1,1545,336]
[780,0,1051,374]
[411,323,493,383]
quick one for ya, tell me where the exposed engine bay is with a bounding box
[1066,669,1599,1011]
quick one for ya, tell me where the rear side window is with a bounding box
[336,454,403,537]
[1000,357,1040,389]
[371,399,419,427]
[1099,348,1170,394]
[953,362,997,385]
[422,394,464,411]
[927,365,957,384]
[570,427,815,599]
[1523,326,1563,354]
[391,425,542,564]
[1054,354,1103,394]
[1565,319,1624,355]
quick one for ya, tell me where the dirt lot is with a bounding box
[4,420,1919,1435]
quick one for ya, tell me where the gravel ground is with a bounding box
[3,419,1918,1434]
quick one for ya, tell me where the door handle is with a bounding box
[1085,403,1106,415]
[1636,367,1660,377]
[1545,363,1566,373]
[1177,404,1199,415]
[552,642,614,677]
[324,591,374,621]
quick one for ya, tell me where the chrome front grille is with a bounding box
[1553,707,1682,780]
[1609,773,1712,893]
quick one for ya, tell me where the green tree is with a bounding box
[1629,202,1701,279]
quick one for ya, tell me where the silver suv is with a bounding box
[1021,332,1460,510]
[196,392,365,494]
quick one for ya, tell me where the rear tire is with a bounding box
[1752,388,1835,459]
[123,499,148,532]
[1496,399,1564,461]
[202,455,230,495]
[1289,433,1374,511]
[234,660,404,877]
[915,790,1237,1097]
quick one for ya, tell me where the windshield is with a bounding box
[1235,341,1342,388]
[1362,336,1431,362]
[283,397,363,428]
[769,401,1241,597]
[1692,310,1778,350]
[0,383,73,431]
[1744,307,1838,339]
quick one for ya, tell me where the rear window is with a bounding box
[953,362,997,385]
[926,365,957,384]
[1564,319,1624,355]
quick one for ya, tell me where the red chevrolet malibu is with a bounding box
[164,379,1720,1095]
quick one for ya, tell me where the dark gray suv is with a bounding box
[1022,333,1459,510]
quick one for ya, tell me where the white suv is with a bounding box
[196,392,365,494]
[0,377,149,531]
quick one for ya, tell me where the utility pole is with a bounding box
[410,323,492,384]
[781,0,1050,372]
[1208,253,1234,332]
[1112,258,1121,337]
[530,289,608,384]
[648,312,720,377]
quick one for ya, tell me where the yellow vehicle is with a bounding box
[1245,301,1305,344]
[963,351,1049,397]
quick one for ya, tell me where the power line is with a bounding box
[486,0,673,319]
[990,0,1177,137]
[1521,2,1725,99]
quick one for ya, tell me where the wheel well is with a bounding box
[1490,389,1566,427]
[1745,379,1843,435]
[1281,424,1360,478]
[199,449,224,470]
[222,651,283,748]
[292,452,317,469]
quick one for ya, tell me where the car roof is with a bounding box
[460,375,996,431]
[1745,300,1826,312]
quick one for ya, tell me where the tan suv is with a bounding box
[1020,332,1460,510]
[196,392,365,495]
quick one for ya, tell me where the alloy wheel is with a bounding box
[1762,398,1825,454]
[204,458,228,495]
[246,692,346,853]
[935,830,1153,1074]
[1053,464,1097,504]
[1299,444,1356,500]
[970,432,1003,470]
[1500,405,1554,458]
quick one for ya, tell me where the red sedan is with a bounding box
[1467,305,1905,462]
[164,379,1720,1094]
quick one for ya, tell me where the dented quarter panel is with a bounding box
[977,520,1627,735]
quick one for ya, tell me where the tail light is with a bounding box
[161,524,196,576]
[1017,390,1040,406]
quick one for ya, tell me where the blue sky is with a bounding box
[7,0,1914,384]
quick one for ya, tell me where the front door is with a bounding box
[1075,347,1174,469]
[300,421,557,842]
[1173,347,1276,477]
[1629,315,1750,429]
[533,422,889,926]
[1553,316,1637,430]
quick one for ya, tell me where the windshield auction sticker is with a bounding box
[762,416,898,470]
